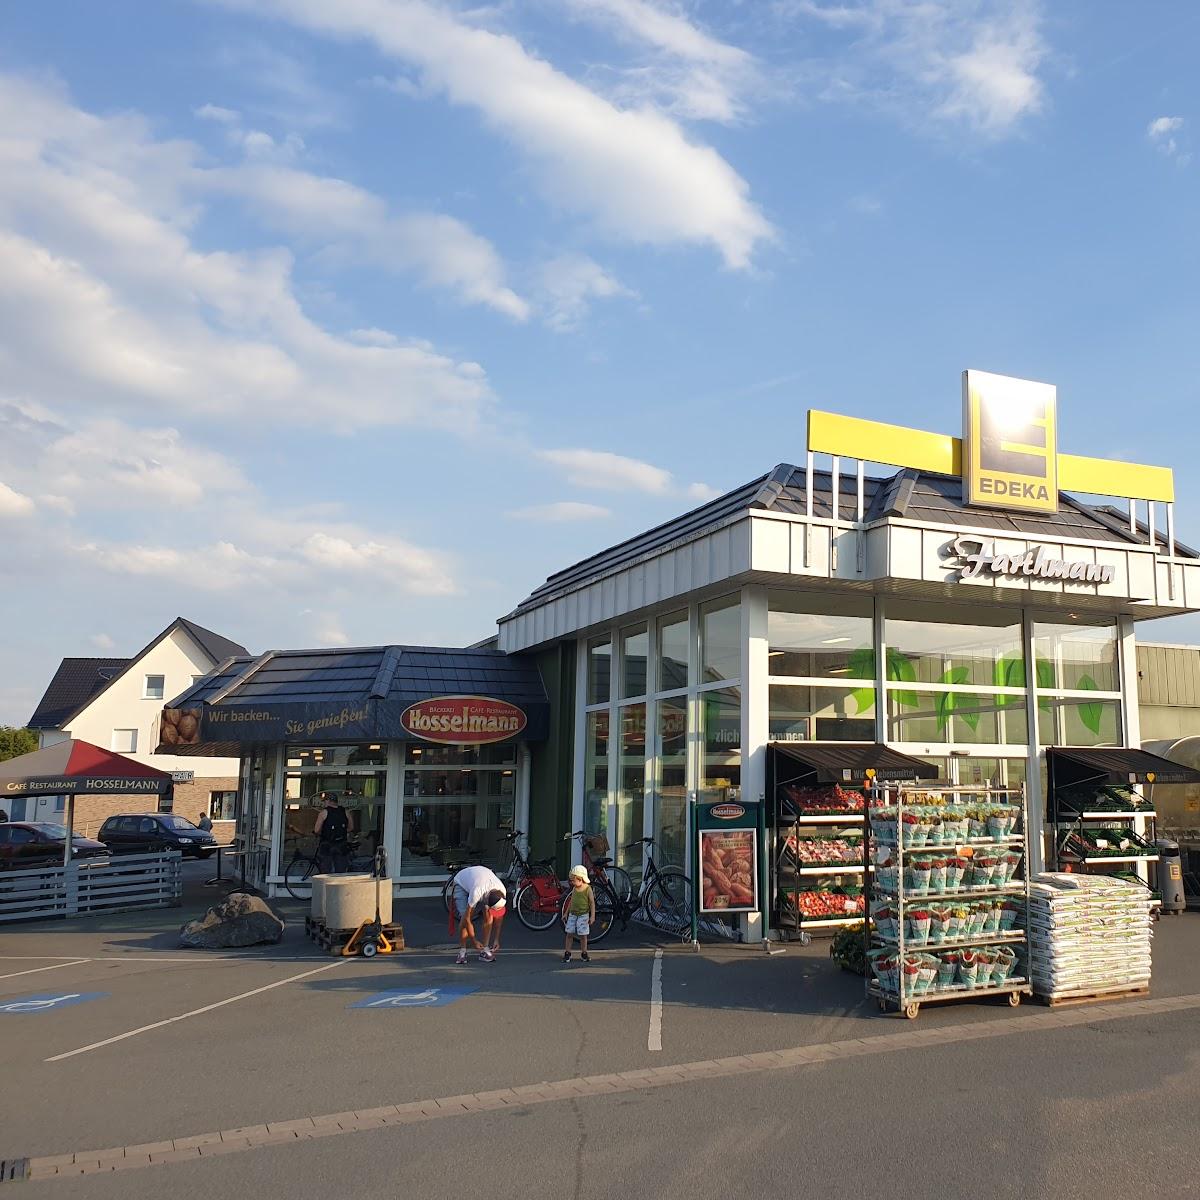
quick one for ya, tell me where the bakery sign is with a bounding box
[400,696,527,745]
[949,536,1115,585]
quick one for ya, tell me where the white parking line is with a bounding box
[0,960,89,982]
[45,960,346,1062]
[648,948,663,1052]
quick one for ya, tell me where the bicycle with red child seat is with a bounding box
[511,830,632,932]
[440,830,556,913]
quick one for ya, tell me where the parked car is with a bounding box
[0,822,108,869]
[98,813,217,859]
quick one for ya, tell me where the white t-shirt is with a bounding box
[454,865,507,910]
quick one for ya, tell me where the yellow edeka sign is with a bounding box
[806,373,1174,513]
[962,369,1057,514]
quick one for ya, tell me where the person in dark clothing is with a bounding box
[312,792,352,872]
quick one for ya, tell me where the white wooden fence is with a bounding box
[0,852,183,924]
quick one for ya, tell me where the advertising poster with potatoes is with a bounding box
[698,806,760,914]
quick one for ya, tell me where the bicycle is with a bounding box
[283,836,370,900]
[441,831,559,916]
[558,837,693,945]
[565,830,633,904]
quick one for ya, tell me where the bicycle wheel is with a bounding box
[284,855,319,902]
[645,869,692,933]
[607,866,634,904]
[515,881,562,931]
[587,886,616,943]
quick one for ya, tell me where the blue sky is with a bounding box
[1,1,1199,724]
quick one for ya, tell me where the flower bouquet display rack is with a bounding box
[768,743,938,943]
[865,783,1033,1020]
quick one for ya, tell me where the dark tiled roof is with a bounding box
[27,617,249,731]
[166,645,547,711]
[27,659,130,730]
[509,463,1192,614]
[176,618,248,664]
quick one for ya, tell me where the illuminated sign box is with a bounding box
[962,369,1058,514]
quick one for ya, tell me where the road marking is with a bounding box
[45,961,345,1062]
[351,987,477,1010]
[26,989,1200,1180]
[0,992,108,1014]
[0,960,89,981]
[648,949,663,1052]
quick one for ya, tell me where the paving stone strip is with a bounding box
[22,992,1200,1183]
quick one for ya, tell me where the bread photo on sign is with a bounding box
[160,707,201,746]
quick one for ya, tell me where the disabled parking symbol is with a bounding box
[350,986,476,1010]
[0,992,108,1014]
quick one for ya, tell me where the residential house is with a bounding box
[26,618,249,837]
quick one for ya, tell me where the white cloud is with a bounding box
[564,0,760,123]
[685,481,721,501]
[538,448,673,493]
[0,412,250,510]
[233,0,773,267]
[1148,116,1188,162]
[298,531,457,595]
[790,0,1048,137]
[0,481,35,517]
[537,254,630,331]
[0,74,501,431]
[194,103,241,124]
[208,164,529,318]
[506,501,613,521]
[89,633,117,651]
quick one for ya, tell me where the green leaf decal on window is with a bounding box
[1077,674,1104,736]
[993,654,1026,710]
[936,666,979,733]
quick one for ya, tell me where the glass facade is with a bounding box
[400,743,516,878]
[282,743,388,867]
[576,589,1133,889]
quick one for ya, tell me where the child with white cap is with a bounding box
[561,864,595,963]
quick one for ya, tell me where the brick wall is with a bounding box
[69,777,238,839]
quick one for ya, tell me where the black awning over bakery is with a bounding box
[1047,746,1200,789]
[156,644,550,755]
[769,742,938,788]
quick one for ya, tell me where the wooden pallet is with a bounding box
[1037,983,1149,1008]
[312,921,405,954]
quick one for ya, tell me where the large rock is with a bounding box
[180,893,285,949]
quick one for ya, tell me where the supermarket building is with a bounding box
[161,372,1200,914]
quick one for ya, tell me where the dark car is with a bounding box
[0,822,108,869]
[98,813,217,859]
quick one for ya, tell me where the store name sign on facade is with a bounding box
[950,536,1116,585]
[400,696,527,745]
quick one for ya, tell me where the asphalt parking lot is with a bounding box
[4,863,1200,1196]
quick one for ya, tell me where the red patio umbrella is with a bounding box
[0,739,173,865]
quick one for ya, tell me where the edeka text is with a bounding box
[977,477,1051,503]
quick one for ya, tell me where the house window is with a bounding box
[144,675,166,700]
[208,791,237,821]
[112,729,138,753]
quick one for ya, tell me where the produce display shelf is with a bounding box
[873,931,1026,952]
[872,835,1025,850]
[795,864,868,875]
[792,814,865,824]
[1052,812,1156,821]
[874,885,1027,904]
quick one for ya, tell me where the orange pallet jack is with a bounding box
[342,847,396,959]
